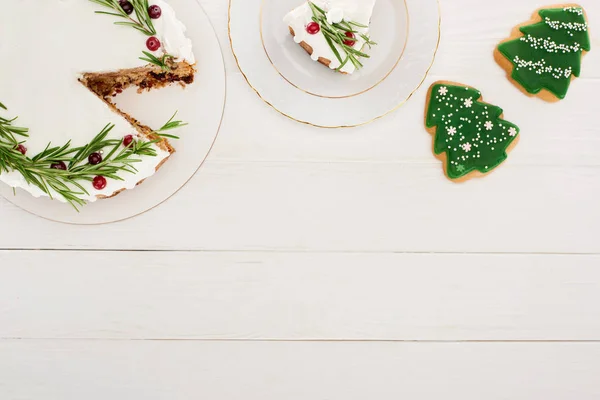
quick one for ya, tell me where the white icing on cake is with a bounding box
[152,0,195,64]
[0,0,194,203]
[283,0,376,74]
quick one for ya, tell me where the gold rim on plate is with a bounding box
[259,0,410,99]
[229,0,441,128]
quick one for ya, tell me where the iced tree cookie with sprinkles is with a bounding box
[495,5,591,101]
[425,82,520,182]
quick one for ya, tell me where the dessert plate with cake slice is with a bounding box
[229,0,440,127]
[0,0,225,224]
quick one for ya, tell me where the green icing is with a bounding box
[497,6,590,99]
[425,84,520,180]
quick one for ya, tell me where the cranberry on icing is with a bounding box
[50,161,67,170]
[88,152,103,165]
[119,0,134,15]
[306,22,320,35]
[148,5,162,19]
[146,37,161,51]
[92,176,107,190]
[123,135,135,148]
[343,31,356,47]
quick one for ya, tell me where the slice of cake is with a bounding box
[0,0,195,208]
[284,0,377,74]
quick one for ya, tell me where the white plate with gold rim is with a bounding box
[229,0,440,128]
[0,0,225,225]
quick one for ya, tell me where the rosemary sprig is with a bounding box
[154,112,187,139]
[0,102,29,147]
[89,0,156,36]
[307,2,377,71]
[0,104,185,210]
[90,0,174,69]
[140,51,175,71]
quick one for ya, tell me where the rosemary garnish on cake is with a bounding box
[139,51,175,71]
[307,2,377,71]
[155,112,188,139]
[90,0,177,70]
[90,0,157,36]
[0,103,185,210]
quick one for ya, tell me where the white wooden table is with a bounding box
[1,0,600,398]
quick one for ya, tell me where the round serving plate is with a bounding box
[229,0,440,128]
[0,0,226,225]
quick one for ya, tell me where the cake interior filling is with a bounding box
[78,61,196,156]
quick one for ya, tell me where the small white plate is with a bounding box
[229,0,440,128]
[0,0,226,225]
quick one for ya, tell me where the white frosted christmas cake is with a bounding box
[0,0,195,208]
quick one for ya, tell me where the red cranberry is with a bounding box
[306,22,320,35]
[88,152,102,165]
[148,5,162,19]
[93,176,107,190]
[343,32,356,47]
[146,36,161,52]
[50,161,67,170]
[123,135,135,148]
[16,144,27,155]
[119,0,134,15]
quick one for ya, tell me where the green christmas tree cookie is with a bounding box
[496,5,590,100]
[425,82,520,181]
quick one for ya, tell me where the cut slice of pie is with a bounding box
[284,0,377,74]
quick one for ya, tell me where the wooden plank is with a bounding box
[1,251,599,340]
[212,73,600,166]
[1,340,599,399]
[1,161,600,253]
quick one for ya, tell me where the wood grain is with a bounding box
[2,161,600,253]
[1,251,599,340]
[1,340,599,400]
